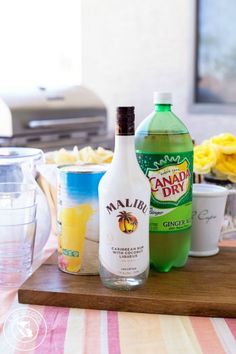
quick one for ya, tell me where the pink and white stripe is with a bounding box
[0,236,235,353]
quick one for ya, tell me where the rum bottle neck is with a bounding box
[112,135,137,166]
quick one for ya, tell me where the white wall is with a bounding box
[81,0,236,143]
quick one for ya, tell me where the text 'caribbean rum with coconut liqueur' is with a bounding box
[99,107,151,290]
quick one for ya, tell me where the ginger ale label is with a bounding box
[136,151,193,233]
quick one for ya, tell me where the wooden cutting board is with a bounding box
[18,247,236,318]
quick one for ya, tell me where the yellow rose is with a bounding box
[194,143,217,174]
[213,153,236,178]
[210,133,236,154]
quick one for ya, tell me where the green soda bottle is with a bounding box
[135,92,193,272]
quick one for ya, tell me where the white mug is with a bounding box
[190,183,236,257]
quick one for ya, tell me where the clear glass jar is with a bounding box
[0,147,51,258]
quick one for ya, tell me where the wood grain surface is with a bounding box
[18,248,236,318]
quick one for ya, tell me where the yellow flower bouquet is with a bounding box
[194,133,236,182]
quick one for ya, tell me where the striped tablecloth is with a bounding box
[0,235,235,354]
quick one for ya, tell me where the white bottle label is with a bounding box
[99,196,149,277]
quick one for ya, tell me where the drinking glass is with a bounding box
[0,183,36,208]
[0,221,37,287]
[0,204,37,225]
[0,147,51,258]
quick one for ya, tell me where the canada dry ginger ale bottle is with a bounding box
[135,92,193,272]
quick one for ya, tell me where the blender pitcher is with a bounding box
[0,147,51,258]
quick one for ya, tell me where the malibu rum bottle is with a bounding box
[135,93,193,272]
[99,107,151,290]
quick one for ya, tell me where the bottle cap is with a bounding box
[116,106,135,135]
[153,92,172,104]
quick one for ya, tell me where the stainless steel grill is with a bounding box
[0,86,114,151]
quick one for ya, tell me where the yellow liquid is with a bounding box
[58,204,94,273]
